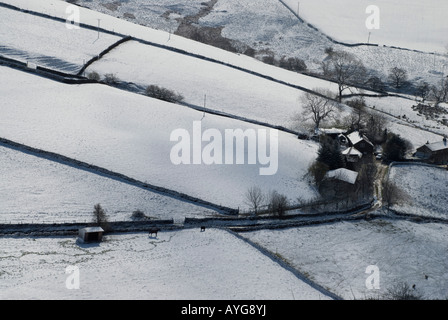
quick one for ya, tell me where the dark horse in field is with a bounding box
[148,228,160,237]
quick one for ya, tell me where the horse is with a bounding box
[149,228,160,237]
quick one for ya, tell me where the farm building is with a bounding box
[415,138,448,164]
[319,168,359,199]
[78,227,104,243]
[342,147,363,163]
[346,131,374,155]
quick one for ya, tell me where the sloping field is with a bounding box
[0,5,122,73]
[283,0,448,53]
[362,96,448,137]
[0,228,332,300]
[68,0,448,88]
[388,164,448,219]
[243,219,448,300]
[0,145,216,224]
[87,39,351,130]
[1,0,375,95]
[0,66,319,210]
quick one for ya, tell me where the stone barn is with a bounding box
[319,168,359,199]
[415,138,448,164]
[78,227,104,243]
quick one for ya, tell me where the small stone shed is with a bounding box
[78,226,104,243]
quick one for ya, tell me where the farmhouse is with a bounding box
[342,146,363,163]
[78,227,104,243]
[415,137,448,164]
[346,131,374,155]
[319,168,359,199]
[316,128,347,139]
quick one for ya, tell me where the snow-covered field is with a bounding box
[0,6,122,73]
[0,145,215,224]
[385,120,443,153]
[4,0,447,90]
[388,164,448,219]
[0,228,331,300]
[0,66,320,210]
[2,0,448,301]
[67,0,448,87]
[87,40,353,130]
[243,219,448,300]
[283,0,448,54]
[362,96,448,137]
[348,95,448,152]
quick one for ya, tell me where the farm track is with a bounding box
[2,207,447,237]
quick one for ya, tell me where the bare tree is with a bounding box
[429,78,448,106]
[93,203,110,231]
[388,67,408,89]
[383,282,423,300]
[346,97,367,131]
[268,191,289,217]
[104,73,119,85]
[245,186,265,215]
[322,50,367,102]
[382,180,408,212]
[415,81,430,102]
[299,89,336,132]
[364,112,388,145]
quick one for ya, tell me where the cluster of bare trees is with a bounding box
[145,85,185,104]
[387,66,448,106]
[244,186,289,217]
[414,78,448,106]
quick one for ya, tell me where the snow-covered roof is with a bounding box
[346,131,373,147]
[425,139,448,152]
[342,147,362,157]
[79,227,104,233]
[325,168,359,185]
[318,128,347,135]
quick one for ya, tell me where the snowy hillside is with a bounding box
[283,0,448,53]
[362,96,448,138]
[0,5,121,73]
[0,145,215,224]
[388,164,448,219]
[2,0,448,302]
[87,39,352,130]
[0,66,320,210]
[244,219,448,300]
[0,229,332,300]
[67,0,448,88]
